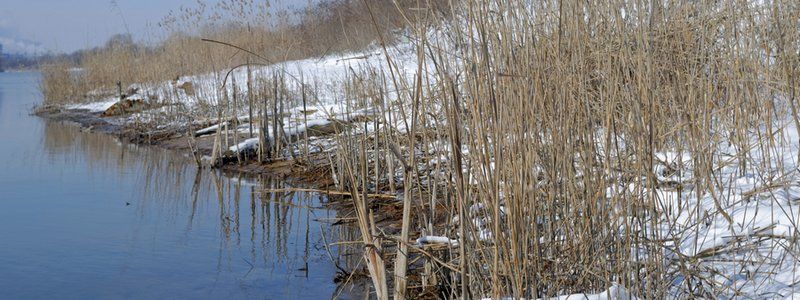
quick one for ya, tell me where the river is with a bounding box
[0,71,349,299]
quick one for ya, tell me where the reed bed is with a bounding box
[330,0,800,298]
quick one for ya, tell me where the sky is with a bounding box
[0,0,314,55]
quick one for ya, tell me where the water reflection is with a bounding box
[0,71,368,299]
[31,119,345,298]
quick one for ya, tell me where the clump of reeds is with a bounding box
[328,0,800,298]
[39,61,88,105]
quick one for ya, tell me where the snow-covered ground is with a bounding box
[651,117,800,298]
[65,98,118,113]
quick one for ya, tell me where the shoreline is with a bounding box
[34,105,336,186]
[32,104,440,296]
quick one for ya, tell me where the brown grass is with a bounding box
[39,0,449,105]
[329,0,799,298]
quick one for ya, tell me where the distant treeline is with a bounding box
[2,53,51,71]
[1,33,141,71]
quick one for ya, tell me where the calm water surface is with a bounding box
[0,71,346,299]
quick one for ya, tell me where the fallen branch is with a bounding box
[259,187,397,200]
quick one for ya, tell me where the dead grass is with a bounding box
[40,0,449,105]
[329,0,800,298]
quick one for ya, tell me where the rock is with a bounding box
[101,98,149,117]
[306,120,350,136]
[178,81,195,96]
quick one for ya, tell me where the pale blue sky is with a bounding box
[0,0,314,54]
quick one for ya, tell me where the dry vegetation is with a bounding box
[39,0,447,105]
[331,1,799,298]
[39,0,800,299]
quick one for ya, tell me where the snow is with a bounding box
[648,117,800,298]
[455,114,800,298]
[194,116,251,136]
[283,118,332,137]
[66,32,425,133]
[65,97,118,113]
[416,235,458,246]
[229,137,259,152]
[480,284,636,300]
[195,123,224,136]
[548,285,636,300]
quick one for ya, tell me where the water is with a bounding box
[0,71,345,299]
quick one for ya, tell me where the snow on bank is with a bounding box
[229,137,259,152]
[195,116,251,136]
[66,35,428,142]
[652,117,800,298]
[450,115,800,298]
[416,235,458,246]
[480,284,636,300]
[548,285,635,300]
[65,98,118,113]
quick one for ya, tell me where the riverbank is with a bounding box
[33,104,336,184]
[32,86,442,298]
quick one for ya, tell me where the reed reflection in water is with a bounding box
[30,121,344,298]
